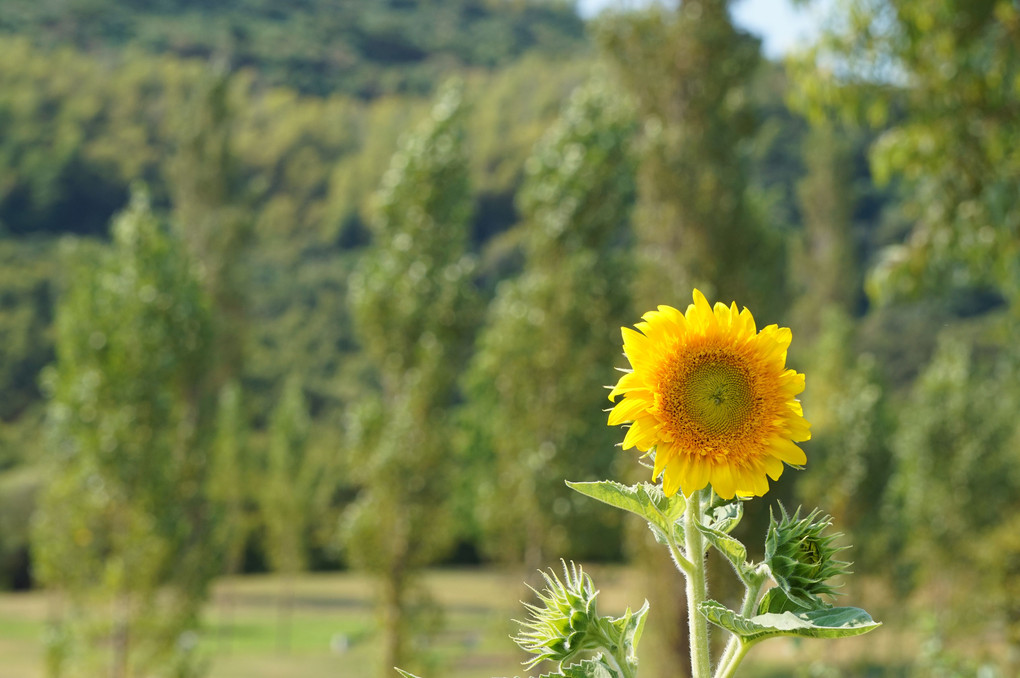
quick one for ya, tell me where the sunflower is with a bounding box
[608,289,810,499]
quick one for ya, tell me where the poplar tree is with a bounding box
[207,380,248,652]
[261,374,313,652]
[344,80,477,677]
[464,77,637,570]
[32,190,215,678]
[595,1,785,317]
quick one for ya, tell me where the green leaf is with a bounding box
[706,500,743,533]
[700,600,881,643]
[606,599,649,671]
[695,522,750,579]
[567,480,684,540]
[558,656,621,678]
[756,588,812,615]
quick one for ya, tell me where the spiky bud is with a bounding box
[512,561,603,669]
[765,505,852,609]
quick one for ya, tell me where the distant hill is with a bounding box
[0,0,588,98]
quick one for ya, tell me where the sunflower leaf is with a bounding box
[700,600,881,643]
[757,587,814,615]
[695,522,751,580]
[556,655,621,678]
[606,599,649,672]
[707,500,744,534]
[567,480,683,540]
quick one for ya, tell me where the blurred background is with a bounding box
[0,0,1018,676]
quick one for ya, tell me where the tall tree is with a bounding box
[170,67,251,390]
[595,1,786,318]
[792,122,860,337]
[464,76,637,571]
[206,379,248,653]
[344,80,478,677]
[261,374,314,653]
[32,190,216,678]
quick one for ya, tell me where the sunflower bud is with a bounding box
[765,505,852,609]
[513,561,603,669]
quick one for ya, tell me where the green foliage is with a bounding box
[0,239,57,428]
[0,0,587,98]
[32,189,217,677]
[793,0,1020,308]
[464,77,636,566]
[885,331,1020,571]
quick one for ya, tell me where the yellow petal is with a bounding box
[763,455,785,481]
[608,395,651,426]
[653,446,670,480]
[607,370,644,400]
[738,307,757,335]
[771,437,807,466]
[711,463,736,500]
[687,456,710,491]
[623,417,661,450]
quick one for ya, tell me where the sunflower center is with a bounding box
[659,352,756,442]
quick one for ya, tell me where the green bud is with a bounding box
[512,560,603,669]
[765,505,852,609]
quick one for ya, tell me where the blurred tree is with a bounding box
[791,0,1020,310]
[883,332,1020,644]
[594,1,786,319]
[887,333,1020,562]
[795,310,893,566]
[791,122,861,337]
[261,374,314,653]
[344,80,478,677]
[32,189,216,678]
[463,76,636,570]
[170,67,251,390]
[206,379,248,652]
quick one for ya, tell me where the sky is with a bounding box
[575,0,830,59]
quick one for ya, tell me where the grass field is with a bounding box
[0,566,990,678]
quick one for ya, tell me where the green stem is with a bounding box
[713,578,763,678]
[599,645,634,678]
[683,489,711,678]
[714,640,753,678]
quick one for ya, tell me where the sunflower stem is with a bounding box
[683,488,711,678]
[713,577,763,678]
[714,639,754,678]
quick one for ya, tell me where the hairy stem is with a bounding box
[714,577,764,677]
[682,489,711,678]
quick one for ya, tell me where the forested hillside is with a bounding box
[0,0,587,97]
